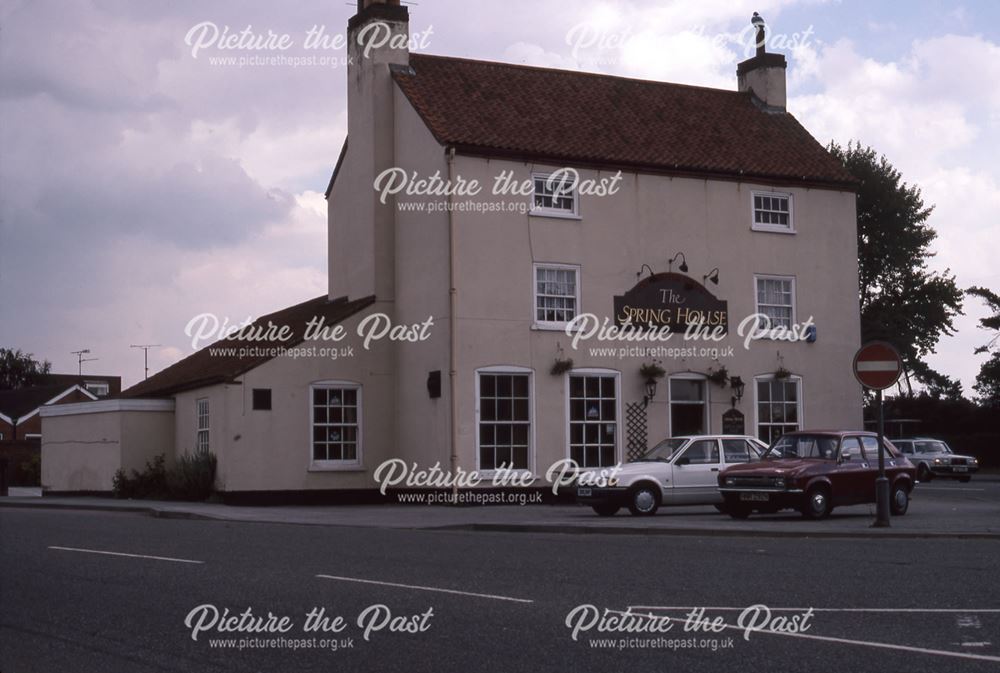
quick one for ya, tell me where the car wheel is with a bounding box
[801,487,831,520]
[592,503,620,517]
[627,485,660,516]
[959,476,972,483]
[890,483,910,515]
[917,464,932,482]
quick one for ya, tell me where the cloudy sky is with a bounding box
[1,0,998,394]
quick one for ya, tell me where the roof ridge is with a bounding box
[407,52,750,97]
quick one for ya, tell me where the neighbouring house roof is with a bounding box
[325,138,349,200]
[0,383,98,423]
[390,54,855,188]
[38,373,122,396]
[122,294,376,399]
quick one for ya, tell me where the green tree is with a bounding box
[828,142,964,396]
[0,348,52,390]
[966,286,1000,406]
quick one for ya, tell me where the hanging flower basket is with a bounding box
[639,362,666,384]
[774,366,792,380]
[550,357,574,376]
[706,366,729,386]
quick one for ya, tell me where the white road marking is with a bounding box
[919,487,986,491]
[315,574,533,604]
[612,608,1000,663]
[48,545,204,564]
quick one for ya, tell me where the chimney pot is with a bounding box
[737,12,787,110]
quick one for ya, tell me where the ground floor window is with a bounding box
[196,398,209,453]
[311,383,361,465]
[569,373,618,468]
[755,376,801,444]
[477,370,531,471]
[669,377,707,436]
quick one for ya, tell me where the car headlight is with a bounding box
[773,477,786,489]
[725,477,736,486]
[933,458,942,464]
[973,458,979,464]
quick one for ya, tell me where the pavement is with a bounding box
[2,507,999,673]
[2,478,999,538]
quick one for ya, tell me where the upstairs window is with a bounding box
[84,381,110,397]
[752,191,793,233]
[252,388,272,410]
[534,264,579,327]
[532,172,578,217]
[755,275,796,329]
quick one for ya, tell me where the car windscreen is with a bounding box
[764,434,838,460]
[640,438,687,461]
[914,440,950,454]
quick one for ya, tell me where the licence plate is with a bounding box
[954,466,968,472]
[740,493,770,502]
[577,488,593,497]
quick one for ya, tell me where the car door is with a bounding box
[862,436,898,484]
[830,436,869,505]
[721,438,759,466]
[670,438,722,503]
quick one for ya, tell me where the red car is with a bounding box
[718,431,916,519]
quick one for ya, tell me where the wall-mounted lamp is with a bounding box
[636,263,655,279]
[703,267,720,285]
[667,252,688,274]
[643,379,658,408]
[730,375,745,408]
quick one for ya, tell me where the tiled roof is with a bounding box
[0,384,83,420]
[122,294,375,399]
[391,54,855,188]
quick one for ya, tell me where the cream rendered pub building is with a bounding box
[41,1,863,496]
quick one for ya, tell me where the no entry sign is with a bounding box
[853,341,903,390]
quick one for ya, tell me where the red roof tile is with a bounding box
[122,294,375,399]
[392,54,854,188]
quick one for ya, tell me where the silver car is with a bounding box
[576,435,768,516]
[891,438,979,482]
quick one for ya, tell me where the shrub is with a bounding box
[166,452,217,501]
[112,454,168,499]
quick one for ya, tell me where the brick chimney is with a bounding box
[737,12,786,110]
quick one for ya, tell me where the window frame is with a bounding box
[530,171,581,219]
[750,189,795,234]
[532,262,581,330]
[84,381,110,397]
[753,374,804,444]
[565,368,622,469]
[474,366,535,477]
[309,380,364,471]
[252,388,272,411]
[196,397,210,454]
[753,274,797,330]
[667,373,710,436]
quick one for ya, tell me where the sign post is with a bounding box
[852,341,903,528]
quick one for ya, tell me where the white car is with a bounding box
[576,435,768,516]
[891,438,980,482]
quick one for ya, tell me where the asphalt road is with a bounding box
[2,499,1000,673]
